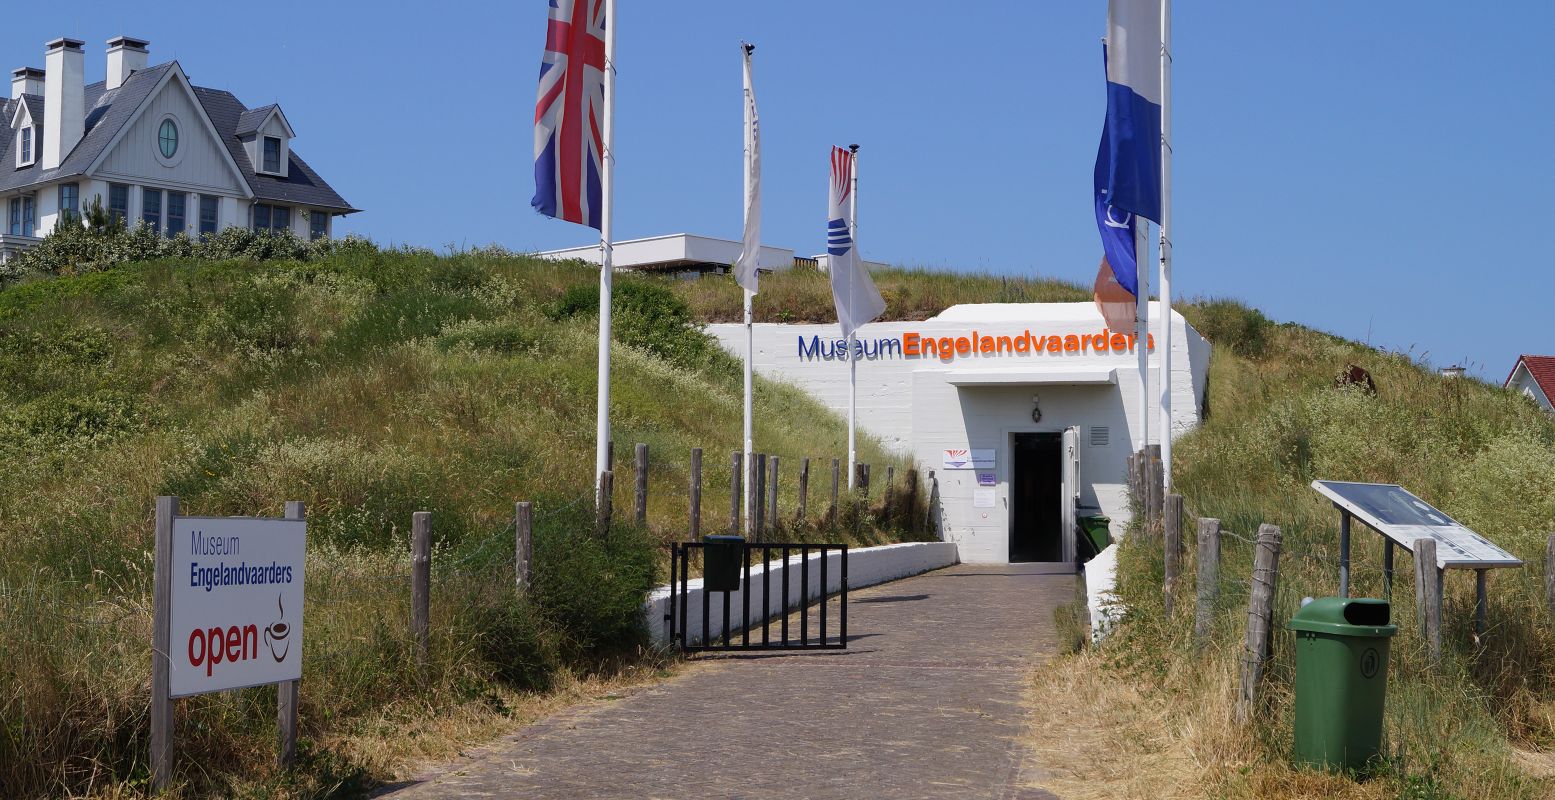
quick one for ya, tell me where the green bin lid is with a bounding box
[1288,597,1397,637]
[703,534,745,544]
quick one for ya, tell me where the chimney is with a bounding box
[11,67,44,99]
[105,36,149,91]
[43,38,85,171]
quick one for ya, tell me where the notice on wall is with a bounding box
[977,472,996,486]
[168,517,306,698]
[944,448,995,470]
[973,487,997,508]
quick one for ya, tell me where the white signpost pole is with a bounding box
[151,495,177,793]
[278,500,304,768]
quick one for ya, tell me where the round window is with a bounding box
[158,119,178,158]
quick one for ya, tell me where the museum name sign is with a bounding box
[797,329,1156,362]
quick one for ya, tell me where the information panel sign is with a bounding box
[1311,481,1522,569]
[168,517,306,697]
[943,448,994,470]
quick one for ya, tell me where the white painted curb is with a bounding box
[1085,543,1125,643]
[644,541,960,645]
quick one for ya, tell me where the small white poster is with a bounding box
[944,448,995,470]
[973,487,997,508]
[168,517,306,698]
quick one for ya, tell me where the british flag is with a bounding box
[532,0,607,230]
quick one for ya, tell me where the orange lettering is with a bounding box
[955,337,971,355]
[1046,336,1061,353]
[1014,335,1030,353]
[979,336,994,353]
[937,337,955,360]
[996,335,1012,353]
[904,332,921,356]
[1112,333,1128,351]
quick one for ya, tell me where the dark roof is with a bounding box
[15,94,44,126]
[0,61,354,213]
[234,105,277,137]
[1506,355,1555,400]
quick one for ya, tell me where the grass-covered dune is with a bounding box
[1028,301,1555,799]
[0,248,921,798]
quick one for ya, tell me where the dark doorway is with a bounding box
[1010,432,1063,562]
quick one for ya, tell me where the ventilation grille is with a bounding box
[1089,426,1110,447]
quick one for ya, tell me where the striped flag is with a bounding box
[1102,0,1163,223]
[827,146,885,338]
[734,45,762,294]
[531,0,608,229]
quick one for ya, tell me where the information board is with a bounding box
[168,517,306,697]
[943,448,994,470]
[1310,481,1522,569]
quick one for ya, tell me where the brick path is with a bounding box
[379,563,1073,800]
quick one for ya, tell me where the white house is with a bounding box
[1504,355,1555,412]
[538,232,890,277]
[1,36,357,262]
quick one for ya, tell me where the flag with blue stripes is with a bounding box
[826,146,884,338]
[1102,0,1163,223]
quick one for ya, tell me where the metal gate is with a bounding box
[667,541,848,652]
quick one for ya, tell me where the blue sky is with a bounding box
[7,2,1553,379]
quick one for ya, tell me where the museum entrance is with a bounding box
[1010,432,1064,562]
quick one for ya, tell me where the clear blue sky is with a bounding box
[8,2,1553,379]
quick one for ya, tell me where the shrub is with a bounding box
[547,279,723,370]
[1186,298,1274,358]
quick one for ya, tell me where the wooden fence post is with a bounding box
[767,455,780,533]
[797,457,810,522]
[689,448,703,539]
[1237,523,1282,724]
[1415,537,1442,665]
[753,454,767,540]
[633,443,649,527]
[829,458,841,526]
[730,451,742,535]
[1163,494,1184,614]
[151,495,177,792]
[884,466,896,527]
[1193,517,1221,650]
[411,511,432,674]
[278,500,304,769]
[596,471,614,537]
[905,468,920,534]
[926,470,940,538]
[515,501,533,594]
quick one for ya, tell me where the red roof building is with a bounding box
[1504,355,1555,412]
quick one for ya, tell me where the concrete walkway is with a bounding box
[380,564,1074,800]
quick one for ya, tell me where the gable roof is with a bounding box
[1505,355,1555,399]
[11,94,42,129]
[0,60,355,213]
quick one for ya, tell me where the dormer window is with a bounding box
[18,127,33,167]
[262,137,281,173]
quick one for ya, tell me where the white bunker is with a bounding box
[707,302,1209,564]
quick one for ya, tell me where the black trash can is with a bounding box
[702,534,745,592]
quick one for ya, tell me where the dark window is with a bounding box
[7,198,18,235]
[252,203,292,234]
[199,196,219,237]
[166,193,185,237]
[141,188,162,232]
[252,203,270,231]
[22,197,34,236]
[309,212,328,241]
[20,127,32,163]
[262,137,281,173]
[158,119,178,158]
[59,184,78,219]
[108,184,129,225]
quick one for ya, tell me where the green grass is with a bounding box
[0,249,925,798]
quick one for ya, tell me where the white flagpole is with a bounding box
[1135,215,1149,454]
[846,144,859,490]
[594,0,618,501]
[1157,0,1174,490]
[741,43,755,536]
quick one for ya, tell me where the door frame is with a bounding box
[1003,425,1073,564]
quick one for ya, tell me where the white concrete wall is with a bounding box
[644,541,959,645]
[706,302,1210,563]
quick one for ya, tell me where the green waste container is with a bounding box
[1078,514,1112,554]
[701,535,744,593]
[1289,597,1397,772]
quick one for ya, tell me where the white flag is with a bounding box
[827,146,885,338]
[733,45,762,294]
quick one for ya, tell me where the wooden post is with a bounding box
[1163,494,1184,614]
[1149,454,1163,531]
[829,458,841,526]
[884,465,896,527]
[596,470,614,537]
[277,500,304,769]
[797,457,810,522]
[515,501,533,594]
[767,455,780,533]
[633,443,649,527]
[411,511,432,673]
[1193,517,1221,650]
[1236,523,1282,724]
[1414,538,1442,665]
[753,454,767,540]
[689,448,703,539]
[729,451,742,535]
[1545,534,1555,622]
[905,468,920,534]
[926,469,940,538]
[151,495,177,792]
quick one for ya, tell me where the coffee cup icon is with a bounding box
[264,594,291,663]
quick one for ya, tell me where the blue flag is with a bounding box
[1095,45,1138,297]
[1102,0,1163,223]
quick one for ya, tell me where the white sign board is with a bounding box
[943,448,995,470]
[973,487,997,508]
[168,517,306,697]
[1311,481,1522,570]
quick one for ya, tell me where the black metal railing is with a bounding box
[667,541,848,652]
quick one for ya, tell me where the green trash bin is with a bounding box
[701,535,744,593]
[1289,597,1397,772]
[1078,514,1112,554]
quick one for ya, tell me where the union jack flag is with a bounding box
[532,0,607,230]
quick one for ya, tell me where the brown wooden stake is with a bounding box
[1193,517,1222,651]
[753,454,767,540]
[633,443,649,527]
[797,457,810,522]
[151,495,178,792]
[729,451,742,535]
[1237,523,1282,724]
[596,470,614,537]
[514,501,533,594]
[1414,537,1442,665]
[689,448,703,539]
[278,500,304,769]
[884,466,896,527]
[1163,494,1184,614]
[829,458,841,527]
[411,511,432,673]
[767,455,780,534]
[926,470,940,538]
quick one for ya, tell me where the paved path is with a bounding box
[381,564,1073,800]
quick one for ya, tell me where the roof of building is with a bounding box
[234,104,277,137]
[0,61,355,212]
[15,94,43,126]
[1505,354,1555,398]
